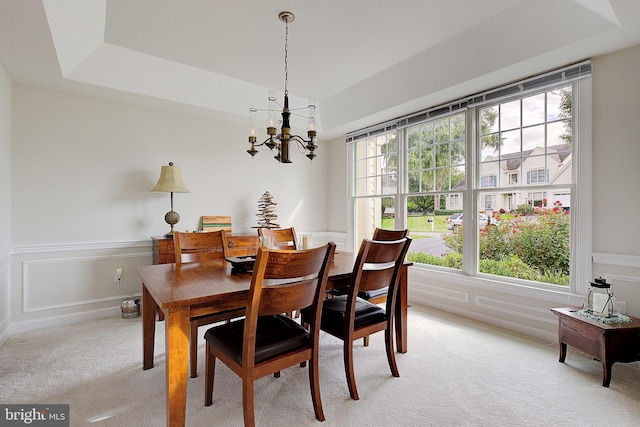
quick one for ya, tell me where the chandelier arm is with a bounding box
[289,111,312,118]
[289,135,310,144]
[253,136,280,149]
[295,140,315,154]
[251,103,284,113]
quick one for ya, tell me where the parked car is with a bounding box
[447,213,497,230]
[446,213,463,229]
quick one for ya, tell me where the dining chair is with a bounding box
[359,228,410,346]
[173,230,245,378]
[367,228,409,302]
[257,227,298,249]
[257,227,302,318]
[204,243,336,427]
[301,236,411,401]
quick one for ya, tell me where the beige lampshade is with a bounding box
[150,162,191,193]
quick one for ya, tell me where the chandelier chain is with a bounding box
[284,17,289,96]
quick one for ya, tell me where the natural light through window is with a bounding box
[349,62,590,289]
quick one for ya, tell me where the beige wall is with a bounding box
[11,84,329,244]
[326,136,348,234]
[0,64,11,343]
[591,45,640,256]
[591,44,640,315]
[8,84,332,331]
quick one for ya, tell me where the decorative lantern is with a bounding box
[583,277,620,318]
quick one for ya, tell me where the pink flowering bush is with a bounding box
[439,202,570,284]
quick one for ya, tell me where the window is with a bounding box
[353,131,398,243]
[527,192,548,207]
[483,194,496,210]
[481,175,497,188]
[449,194,460,209]
[348,61,591,291]
[527,169,547,184]
[477,84,572,285]
[407,114,465,195]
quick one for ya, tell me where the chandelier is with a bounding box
[247,11,318,163]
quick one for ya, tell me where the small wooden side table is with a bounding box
[551,307,640,387]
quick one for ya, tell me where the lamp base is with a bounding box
[163,231,174,238]
[164,209,180,238]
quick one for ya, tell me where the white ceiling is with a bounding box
[1,0,639,138]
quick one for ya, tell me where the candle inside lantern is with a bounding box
[592,292,609,315]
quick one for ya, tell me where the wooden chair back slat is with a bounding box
[258,227,298,249]
[372,228,408,241]
[249,246,334,318]
[363,239,409,264]
[174,231,227,265]
[347,238,412,305]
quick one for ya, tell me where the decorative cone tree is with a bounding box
[253,191,280,229]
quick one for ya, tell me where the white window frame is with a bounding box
[347,64,592,297]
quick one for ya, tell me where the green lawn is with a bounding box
[382,213,516,234]
[382,215,451,233]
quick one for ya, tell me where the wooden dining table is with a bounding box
[138,251,411,427]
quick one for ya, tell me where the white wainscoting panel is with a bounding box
[10,240,153,334]
[22,252,148,313]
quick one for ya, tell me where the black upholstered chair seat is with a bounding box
[204,315,310,366]
[303,295,386,338]
[359,286,388,299]
[331,287,388,299]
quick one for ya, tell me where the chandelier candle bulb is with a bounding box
[308,101,317,131]
[249,107,257,137]
[267,90,277,127]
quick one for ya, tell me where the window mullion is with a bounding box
[396,127,407,231]
[463,106,478,275]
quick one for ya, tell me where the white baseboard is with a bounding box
[10,306,122,335]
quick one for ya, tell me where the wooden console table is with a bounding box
[551,307,640,387]
[152,234,260,264]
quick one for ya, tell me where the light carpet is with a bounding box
[1,305,639,426]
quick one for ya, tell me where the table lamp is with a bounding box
[151,162,190,237]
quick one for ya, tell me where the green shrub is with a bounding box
[479,255,539,280]
[434,209,463,216]
[515,204,535,216]
[407,252,462,269]
[443,229,463,254]
[539,271,570,287]
[442,253,463,269]
[511,211,570,275]
[480,222,513,261]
